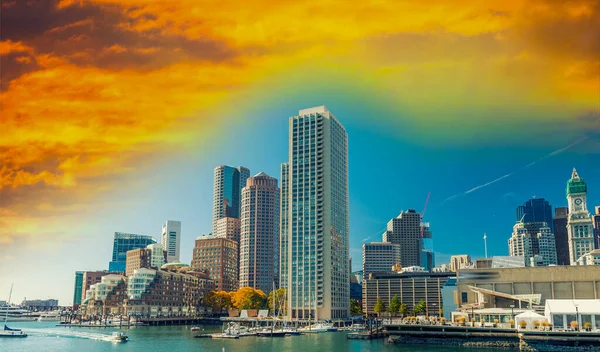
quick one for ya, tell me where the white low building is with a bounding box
[544,299,600,330]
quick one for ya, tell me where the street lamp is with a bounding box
[574,305,579,331]
[510,305,515,327]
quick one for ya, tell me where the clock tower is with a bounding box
[566,168,595,265]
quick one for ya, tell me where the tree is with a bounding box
[414,300,426,315]
[373,298,386,318]
[268,288,287,316]
[350,299,363,316]
[231,287,267,310]
[399,303,409,317]
[388,295,400,319]
[205,290,232,314]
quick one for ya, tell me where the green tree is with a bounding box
[414,300,427,315]
[268,288,287,316]
[350,299,363,316]
[399,303,409,317]
[373,298,386,318]
[388,295,400,318]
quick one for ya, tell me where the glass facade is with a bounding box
[212,166,250,234]
[516,198,554,231]
[279,163,289,289]
[110,232,156,272]
[73,271,84,306]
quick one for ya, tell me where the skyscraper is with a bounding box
[239,172,280,293]
[508,221,557,266]
[383,210,422,267]
[283,106,349,320]
[161,220,181,263]
[516,198,554,231]
[566,168,595,264]
[191,235,239,291]
[593,206,600,249]
[73,271,84,308]
[212,165,250,234]
[279,163,290,290]
[552,207,570,265]
[362,242,401,277]
[109,232,157,272]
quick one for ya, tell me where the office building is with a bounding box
[125,244,167,277]
[449,255,472,272]
[576,249,600,265]
[239,172,280,293]
[21,299,59,310]
[508,221,557,266]
[161,220,181,263]
[73,271,84,308]
[420,222,435,271]
[82,271,123,299]
[82,274,128,316]
[212,165,250,234]
[109,232,157,272]
[191,235,238,291]
[593,206,600,249]
[215,217,241,244]
[279,163,290,289]
[362,242,401,277]
[552,207,570,265]
[362,271,455,315]
[383,210,422,267]
[566,169,595,264]
[516,198,554,231]
[283,106,349,320]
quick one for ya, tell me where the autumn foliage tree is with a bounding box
[231,287,268,310]
[205,290,232,314]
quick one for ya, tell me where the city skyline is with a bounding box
[2,0,600,306]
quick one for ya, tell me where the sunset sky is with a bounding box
[1,0,599,305]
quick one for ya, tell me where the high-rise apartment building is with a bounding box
[109,232,157,272]
[508,221,557,266]
[212,165,250,234]
[593,206,600,249]
[214,217,241,244]
[552,207,570,265]
[282,106,349,320]
[566,169,595,264]
[516,198,554,231]
[383,210,422,267]
[239,172,280,293]
[279,163,290,290]
[449,255,472,272]
[191,235,238,291]
[161,220,181,263]
[362,242,401,277]
[73,271,84,308]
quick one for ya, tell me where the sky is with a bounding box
[1,0,599,305]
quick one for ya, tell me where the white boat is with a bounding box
[298,322,332,333]
[0,285,28,338]
[38,311,62,321]
[348,323,365,331]
[0,307,37,322]
[110,331,128,342]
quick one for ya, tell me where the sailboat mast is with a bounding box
[5,283,13,324]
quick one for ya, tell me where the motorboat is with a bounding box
[110,332,128,342]
[279,327,301,335]
[190,326,201,332]
[298,323,331,333]
[256,328,287,337]
[348,323,365,331]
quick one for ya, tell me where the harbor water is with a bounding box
[1,321,509,351]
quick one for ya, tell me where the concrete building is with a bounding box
[82,271,123,300]
[125,244,167,277]
[576,249,600,265]
[593,206,600,249]
[214,217,241,244]
[279,163,290,290]
[82,274,128,316]
[566,169,595,264]
[383,210,422,267]
[552,207,570,265]
[239,172,280,293]
[212,165,250,234]
[362,271,455,316]
[283,106,350,320]
[508,221,557,266]
[109,232,157,272]
[441,277,458,320]
[449,255,472,272]
[362,242,401,277]
[517,198,554,231]
[161,220,181,263]
[21,299,59,311]
[191,235,238,292]
[73,271,84,308]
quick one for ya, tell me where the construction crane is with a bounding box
[421,192,431,219]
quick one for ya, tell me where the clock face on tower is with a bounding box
[575,198,583,205]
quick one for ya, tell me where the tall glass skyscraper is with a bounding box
[283,106,349,320]
[516,198,554,231]
[73,271,84,307]
[279,163,290,290]
[109,232,157,272]
[212,165,250,234]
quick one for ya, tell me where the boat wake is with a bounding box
[24,328,122,342]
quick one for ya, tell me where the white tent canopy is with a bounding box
[545,299,600,330]
[515,310,546,329]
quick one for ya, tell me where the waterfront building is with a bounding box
[282,106,349,320]
[362,271,455,315]
[576,249,600,265]
[516,198,554,231]
[109,232,157,272]
[362,242,401,277]
[508,221,557,266]
[212,165,250,234]
[125,244,167,277]
[82,274,127,316]
[161,220,181,263]
[545,299,600,330]
[593,206,600,249]
[239,172,280,293]
[73,271,84,308]
[441,277,457,320]
[191,235,238,291]
[383,210,422,267]
[21,299,58,310]
[552,207,570,265]
[82,271,122,300]
[449,255,472,272]
[214,217,241,243]
[566,169,595,264]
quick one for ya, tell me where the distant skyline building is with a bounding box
[508,221,557,266]
[566,169,595,264]
[125,244,167,277]
[420,222,434,271]
[449,255,472,272]
[383,210,422,267]
[593,206,600,249]
[362,242,401,277]
[73,271,84,308]
[214,217,241,244]
[516,198,554,231]
[109,232,157,272]
[212,165,250,234]
[191,235,239,292]
[239,172,280,293]
[283,106,349,320]
[552,206,570,265]
[161,220,181,263]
